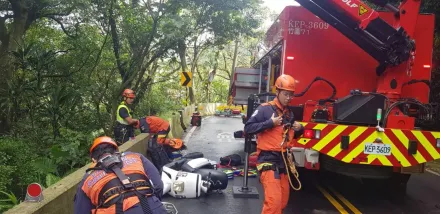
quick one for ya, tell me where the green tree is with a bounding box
[0,0,84,134]
[170,0,265,105]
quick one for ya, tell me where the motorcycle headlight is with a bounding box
[173,181,184,192]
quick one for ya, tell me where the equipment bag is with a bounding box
[147,137,171,172]
[220,154,242,166]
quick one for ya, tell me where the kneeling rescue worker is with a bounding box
[136,115,184,150]
[114,89,139,145]
[244,74,304,214]
[74,136,168,214]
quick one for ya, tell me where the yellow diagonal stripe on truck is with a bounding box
[300,122,308,126]
[297,138,312,145]
[432,132,440,140]
[372,154,392,166]
[392,129,426,164]
[412,131,440,159]
[313,123,328,130]
[380,132,411,167]
[296,122,440,166]
[342,132,378,163]
[297,123,322,146]
[313,125,347,151]
[327,127,367,157]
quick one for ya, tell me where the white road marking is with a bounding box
[182,115,213,144]
[183,126,197,144]
[426,169,440,177]
[217,132,243,143]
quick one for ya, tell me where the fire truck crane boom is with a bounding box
[294,0,419,76]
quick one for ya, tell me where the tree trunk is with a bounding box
[0,1,29,134]
[228,38,240,104]
[0,56,12,134]
[177,39,195,105]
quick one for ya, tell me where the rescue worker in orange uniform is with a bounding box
[244,74,304,214]
[114,89,139,145]
[74,136,167,214]
[136,115,184,151]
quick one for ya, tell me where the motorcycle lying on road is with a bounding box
[161,153,229,199]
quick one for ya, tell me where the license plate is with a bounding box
[363,143,391,156]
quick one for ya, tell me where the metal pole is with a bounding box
[242,94,255,189]
[266,58,272,102]
[258,64,262,94]
[233,94,259,198]
[258,64,263,103]
[242,137,251,189]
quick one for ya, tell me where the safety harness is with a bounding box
[258,101,302,191]
[86,153,154,214]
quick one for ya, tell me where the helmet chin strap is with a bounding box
[275,90,286,110]
[276,89,281,101]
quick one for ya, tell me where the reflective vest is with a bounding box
[116,102,132,125]
[256,100,295,152]
[81,153,153,214]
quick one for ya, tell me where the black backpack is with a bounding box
[220,154,242,166]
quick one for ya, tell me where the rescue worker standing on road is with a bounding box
[114,89,139,145]
[74,136,167,214]
[244,74,304,214]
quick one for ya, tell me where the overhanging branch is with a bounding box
[216,73,230,80]
[46,16,75,38]
[42,6,75,18]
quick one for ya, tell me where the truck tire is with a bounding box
[361,173,410,202]
[387,173,411,196]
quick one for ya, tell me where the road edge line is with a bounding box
[426,169,440,177]
[328,186,362,214]
[315,184,349,214]
[183,126,197,144]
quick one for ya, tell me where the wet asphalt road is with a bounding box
[161,116,440,214]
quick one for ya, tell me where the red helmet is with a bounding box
[274,74,296,92]
[122,89,136,99]
[89,136,118,154]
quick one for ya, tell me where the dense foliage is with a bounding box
[0,0,266,209]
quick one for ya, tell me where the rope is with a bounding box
[281,128,302,191]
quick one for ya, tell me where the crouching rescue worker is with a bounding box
[114,89,139,145]
[136,115,184,151]
[244,74,304,214]
[74,136,167,214]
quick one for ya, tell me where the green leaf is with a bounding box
[45,173,61,187]
[51,145,70,161]
[0,191,18,205]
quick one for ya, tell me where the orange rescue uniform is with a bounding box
[244,98,303,214]
[81,153,154,214]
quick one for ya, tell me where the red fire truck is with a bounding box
[232,0,440,193]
